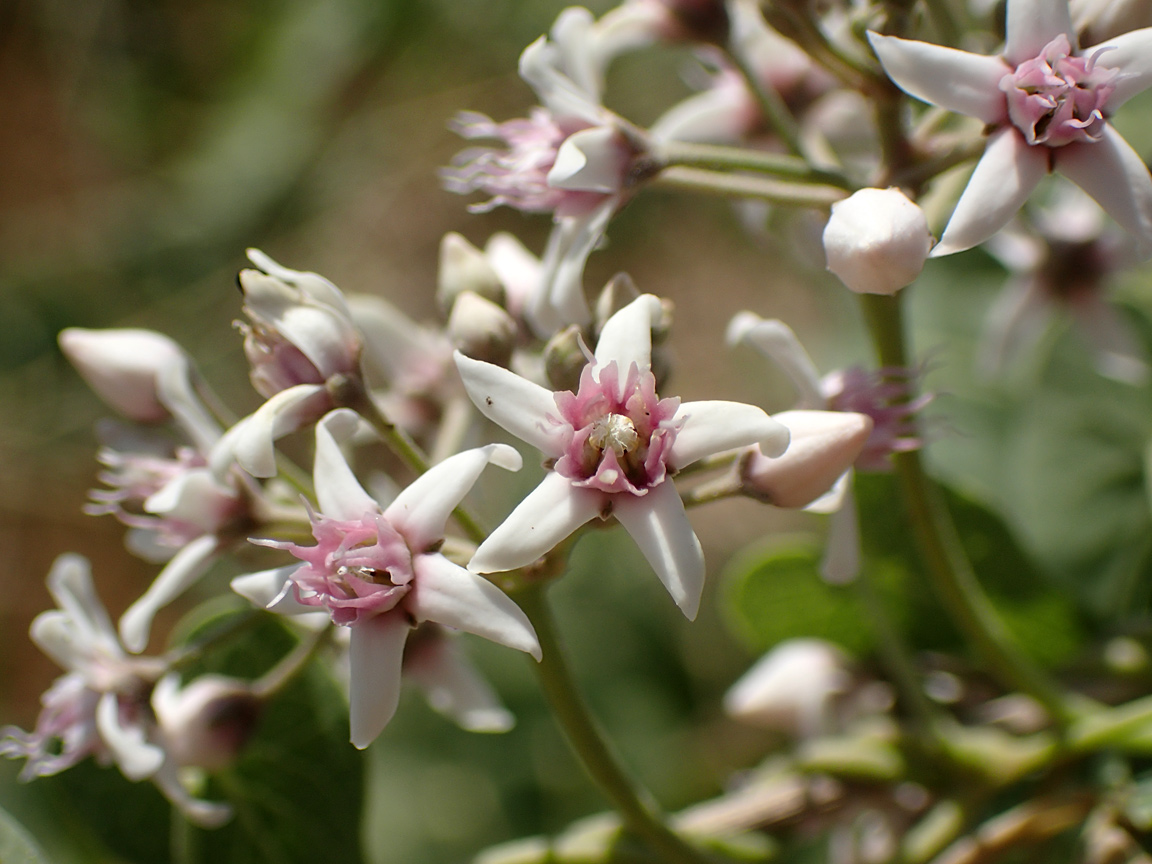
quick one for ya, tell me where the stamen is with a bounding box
[589,414,639,457]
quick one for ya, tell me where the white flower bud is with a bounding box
[437,233,505,313]
[739,410,872,508]
[59,328,189,423]
[724,639,852,737]
[447,291,518,367]
[823,188,933,295]
[153,674,262,771]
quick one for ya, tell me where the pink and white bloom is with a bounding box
[60,327,249,652]
[443,8,647,336]
[212,249,363,479]
[0,555,231,827]
[231,409,539,749]
[456,294,790,620]
[868,0,1152,256]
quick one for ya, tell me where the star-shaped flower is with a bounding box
[232,410,540,749]
[868,0,1152,256]
[455,294,790,620]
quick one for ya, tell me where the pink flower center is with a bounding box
[822,366,931,471]
[1001,35,1117,147]
[552,361,681,494]
[280,511,413,626]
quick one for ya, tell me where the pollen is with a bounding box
[589,413,639,457]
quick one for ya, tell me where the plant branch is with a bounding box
[653,167,847,209]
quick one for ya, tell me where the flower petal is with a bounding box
[404,636,514,732]
[348,613,410,749]
[613,481,705,620]
[209,384,330,479]
[932,128,1048,256]
[119,535,220,653]
[820,488,861,585]
[1056,125,1152,257]
[44,554,119,655]
[671,400,791,467]
[867,32,1010,124]
[1004,0,1076,65]
[409,555,541,659]
[150,760,233,828]
[1094,27,1152,109]
[469,472,605,574]
[384,444,522,551]
[314,409,378,520]
[529,202,614,335]
[548,127,625,193]
[726,313,825,407]
[95,692,165,780]
[230,566,316,615]
[593,294,663,383]
[454,352,564,455]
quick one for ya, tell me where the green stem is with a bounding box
[518,584,716,864]
[859,293,1074,725]
[657,140,855,189]
[653,166,846,209]
[723,45,806,158]
[1068,694,1152,752]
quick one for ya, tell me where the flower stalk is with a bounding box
[517,583,716,864]
[653,167,848,208]
[859,293,1075,725]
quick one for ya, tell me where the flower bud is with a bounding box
[447,291,518,368]
[437,233,506,314]
[543,325,587,393]
[823,188,932,295]
[593,273,641,333]
[153,675,262,771]
[739,410,872,508]
[724,638,852,737]
[59,328,189,423]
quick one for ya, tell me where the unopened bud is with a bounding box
[740,410,872,507]
[59,328,189,423]
[823,188,933,295]
[448,291,517,367]
[437,233,505,314]
[594,273,641,333]
[543,325,587,393]
[725,639,852,737]
[153,675,262,771]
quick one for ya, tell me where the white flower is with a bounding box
[456,294,790,620]
[868,0,1152,256]
[231,409,539,749]
[0,555,231,827]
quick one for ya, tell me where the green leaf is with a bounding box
[169,605,365,864]
[0,805,52,864]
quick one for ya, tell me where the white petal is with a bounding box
[518,35,602,124]
[484,232,543,319]
[246,249,352,318]
[650,80,755,145]
[1074,292,1151,384]
[1056,126,1152,257]
[44,554,119,653]
[96,693,164,780]
[405,637,514,732]
[384,444,522,551]
[613,482,705,620]
[726,313,825,406]
[314,408,378,520]
[866,33,1010,124]
[409,555,541,659]
[454,352,564,455]
[154,355,222,453]
[144,469,236,536]
[230,566,315,615]
[820,489,861,585]
[593,294,663,382]
[548,127,625,193]
[150,760,233,828]
[1004,0,1076,65]
[118,535,220,653]
[348,614,410,749]
[30,611,96,673]
[469,473,605,574]
[932,128,1048,256]
[528,205,613,335]
[209,384,330,479]
[1094,27,1152,109]
[671,401,791,467]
